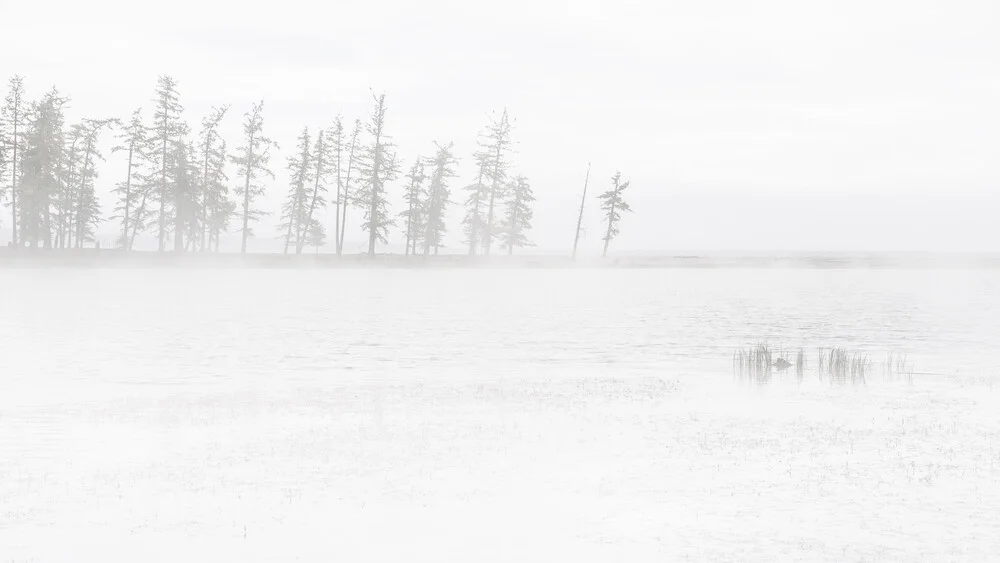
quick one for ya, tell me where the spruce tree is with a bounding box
[423,142,458,256]
[462,151,490,255]
[296,127,333,254]
[280,127,311,254]
[150,76,188,251]
[197,106,229,252]
[71,119,114,248]
[480,109,514,255]
[111,109,149,249]
[19,89,67,248]
[173,139,202,251]
[598,171,632,257]
[399,157,426,255]
[356,93,399,256]
[231,100,276,254]
[500,175,534,254]
[2,76,26,247]
[337,119,361,255]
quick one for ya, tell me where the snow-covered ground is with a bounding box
[1,268,998,562]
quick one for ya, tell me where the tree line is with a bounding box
[0,75,632,257]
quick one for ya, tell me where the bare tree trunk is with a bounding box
[572,163,591,259]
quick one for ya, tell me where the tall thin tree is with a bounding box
[197,105,229,252]
[481,109,514,255]
[598,171,632,257]
[280,127,311,254]
[297,127,332,254]
[399,157,426,255]
[3,76,26,247]
[111,109,148,249]
[338,119,361,255]
[423,142,458,256]
[150,76,188,251]
[356,93,399,257]
[462,152,490,255]
[500,175,535,255]
[231,100,276,254]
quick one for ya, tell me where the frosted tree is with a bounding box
[399,157,426,255]
[296,127,333,253]
[280,127,312,254]
[150,76,189,251]
[19,89,67,248]
[462,151,490,255]
[500,175,534,254]
[197,106,229,252]
[231,100,276,254]
[2,76,26,246]
[111,109,149,249]
[337,119,361,255]
[481,109,514,255]
[356,93,399,256]
[598,171,632,257]
[422,142,458,256]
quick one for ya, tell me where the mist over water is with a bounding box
[2,267,999,560]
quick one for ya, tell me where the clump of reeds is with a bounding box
[737,343,891,387]
[733,343,773,384]
[882,352,914,384]
[817,347,870,385]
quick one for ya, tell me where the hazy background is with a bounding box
[1,0,998,254]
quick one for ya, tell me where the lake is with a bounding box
[1,267,998,561]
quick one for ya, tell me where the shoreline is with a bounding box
[1,249,998,269]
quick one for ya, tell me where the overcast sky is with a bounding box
[2,0,998,253]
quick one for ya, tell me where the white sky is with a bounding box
[1,0,998,253]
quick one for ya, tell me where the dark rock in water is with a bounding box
[773,358,792,370]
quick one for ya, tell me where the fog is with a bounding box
[2,2,1000,562]
[2,0,998,253]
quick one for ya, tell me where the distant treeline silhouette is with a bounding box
[0,75,631,257]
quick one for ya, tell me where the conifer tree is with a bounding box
[500,175,534,254]
[598,171,632,257]
[296,127,332,253]
[481,109,514,255]
[423,142,458,256]
[280,127,311,254]
[197,106,229,252]
[71,119,114,248]
[2,76,26,247]
[150,76,188,251]
[327,117,345,252]
[356,93,399,256]
[19,89,67,248]
[111,109,149,249]
[462,152,490,255]
[337,119,361,255]
[172,139,202,251]
[231,100,276,254]
[399,157,426,255]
